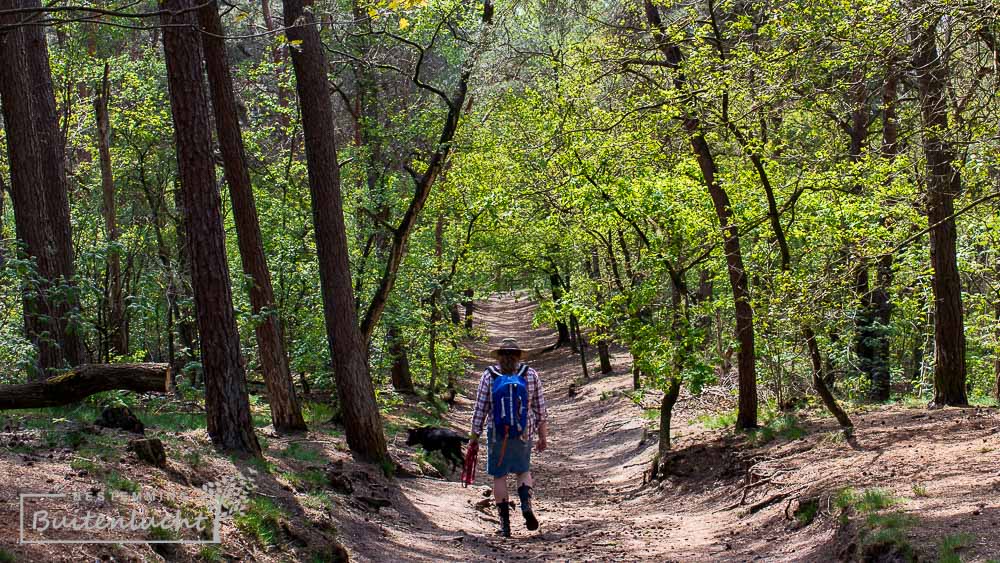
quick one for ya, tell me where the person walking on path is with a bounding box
[470,337,548,537]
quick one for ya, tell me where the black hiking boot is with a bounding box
[497,500,512,537]
[518,484,538,531]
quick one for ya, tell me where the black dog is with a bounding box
[406,426,468,470]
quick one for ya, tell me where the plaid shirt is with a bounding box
[471,364,547,441]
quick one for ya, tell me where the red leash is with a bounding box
[461,441,479,487]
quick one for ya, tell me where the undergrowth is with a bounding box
[836,488,914,560]
[234,497,287,548]
[937,533,975,563]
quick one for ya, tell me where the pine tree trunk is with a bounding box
[198,1,306,433]
[0,363,171,409]
[160,0,261,455]
[0,0,85,376]
[911,16,968,406]
[94,63,128,359]
[282,0,388,462]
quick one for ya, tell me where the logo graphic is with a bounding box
[19,473,254,545]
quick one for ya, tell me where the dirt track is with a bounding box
[347,294,1000,562]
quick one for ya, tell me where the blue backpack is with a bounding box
[488,364,530,440]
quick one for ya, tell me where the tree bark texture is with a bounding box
[94,62,128,358]
[0,0,85,377]
[911,17,968,406]
[282,0,388,461]
[198,1,306,433]
[0,363,171,409]
[161,0,261,455]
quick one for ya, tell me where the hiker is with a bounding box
[470,338,548,537]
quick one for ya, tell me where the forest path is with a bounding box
[351,294,731,561]
[340,295,1000,562]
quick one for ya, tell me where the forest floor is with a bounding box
[1,294,999,561]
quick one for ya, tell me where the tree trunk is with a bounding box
[24,0,82,368]
[463,288,474,331]
[632,359,641,390]
[0,363,171,409]
[387,326,414,394]
[94,62,128,359]
[161,0,261,456]
[572,315,589,380]
[867,67,900,402]
[0,0,85,377]
[0,174,5,269]
[586,247,613,374]
[427,289,441,397]
[657,377,681,458]
[598,341,612,375]
[994,300,1000,403]
[198,1,306,433]
[282,0,387,461]
[911,16,968,406]
[259,0,289,121]
[804,327,853,431]
[550,273,571,347]
[644,0,757,429]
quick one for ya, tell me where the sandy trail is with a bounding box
[350,294,725,562]
[346,294,1000,562]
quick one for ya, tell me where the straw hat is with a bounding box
[491,338,523,358]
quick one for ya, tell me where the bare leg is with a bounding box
[493,475,508,502]
[515,472,533,488]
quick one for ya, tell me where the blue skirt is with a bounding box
[486,427,532,477]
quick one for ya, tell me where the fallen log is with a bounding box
[0,363,171,409]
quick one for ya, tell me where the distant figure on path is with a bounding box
[470,338,548,537]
